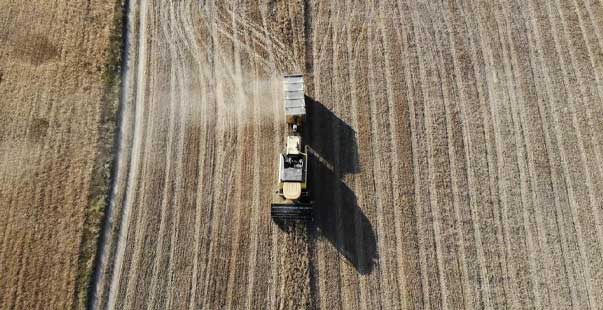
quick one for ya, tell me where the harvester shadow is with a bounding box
[309,156,378,275]
[306,97,377,275]
[305,96,359,175]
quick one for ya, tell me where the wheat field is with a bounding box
[10,0,602,309]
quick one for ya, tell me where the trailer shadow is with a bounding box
[305,96,359,175]
[305,97,377,275]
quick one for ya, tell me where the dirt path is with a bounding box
[95,0,603,309]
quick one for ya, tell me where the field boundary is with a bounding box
[73,0,129,309]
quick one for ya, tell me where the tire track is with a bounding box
[408,3,447,308]
[329,2,361,309]
[429,2,485,308]
[376,5,409,306]
[471,3,524,307]
[499,1,570,307]
[189,4,219,309]
[241,3,270,309]
[440,1,490,308]
[376,1,412,307]
[310,2,343,309]
[123,4,177,305]
[343,1,372,309]
[497,3,551,307]
[369,3,406,309]
[427,2,481,308]
[559,0,603,260]
[543,0,600,306]
[106,0,150,306]
[165,3,203,306]
[257,6,285,309]
[397,1,435,308]
[243,39,262,310]
[313,3,345,308]
[244,3,279,308]
[201,30,240,305]
[526,0,595,306]
[550,0,603,304]
[484,2,542,307]
[524,4,585,307]
[394,2,440,309]
[455,1,504,308]
[146,6,182,307]
[353,1,383,308]
[467,1,531,307]
[417,13,453,310]
[223,4,259,308]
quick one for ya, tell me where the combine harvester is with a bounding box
[271,74,313,223]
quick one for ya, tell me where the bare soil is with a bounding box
[96,0,603,309]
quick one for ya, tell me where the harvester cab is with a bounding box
[271,74,313,222]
